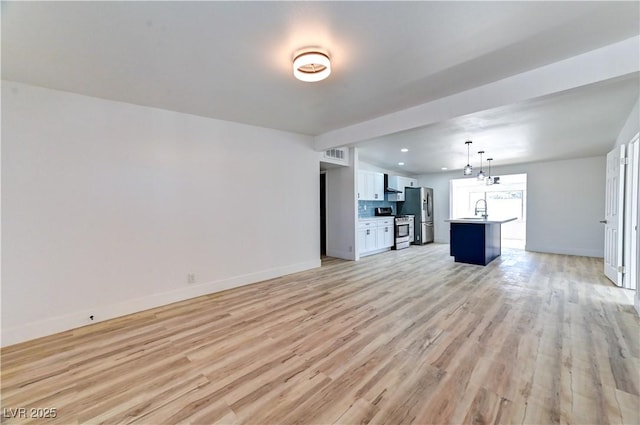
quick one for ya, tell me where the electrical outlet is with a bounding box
[187,273,196,284]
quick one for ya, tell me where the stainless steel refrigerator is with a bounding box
[400,187,434,244]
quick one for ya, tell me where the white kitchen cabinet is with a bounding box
[373,172,384,201]
[356,170,365,200]
[357,170,385,201]
[387,176,419,201]
[376,219,394,249]
[359,218,393,256]
[358,220,378,253]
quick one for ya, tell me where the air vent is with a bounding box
[325,148,345,160]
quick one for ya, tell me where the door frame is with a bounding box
[624,134,639,290]
[604,144,626,285]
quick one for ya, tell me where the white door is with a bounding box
[604,145,626,286]
[624,136,639,290]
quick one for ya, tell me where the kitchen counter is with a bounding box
[445,217,518,265]
[444,217,518,224]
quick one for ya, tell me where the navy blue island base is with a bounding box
[445,217,518,266]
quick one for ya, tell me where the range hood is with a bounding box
[384,174,402,193]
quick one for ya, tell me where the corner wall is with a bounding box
[325,148,357,260]
[419,156,606,257]
[1,82,321,346]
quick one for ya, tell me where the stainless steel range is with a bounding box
[394,215,414,250]
[373,208,414,250]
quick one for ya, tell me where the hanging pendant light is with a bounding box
[463,141,473,175]
[486,158,493,185]
[477,151,485,180]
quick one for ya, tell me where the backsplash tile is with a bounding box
[358,194,397,218]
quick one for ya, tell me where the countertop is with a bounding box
[359,216,395,221]
[444,217,518,224]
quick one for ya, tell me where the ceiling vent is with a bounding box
[325,148,345,160]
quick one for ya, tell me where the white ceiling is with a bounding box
[358,74,639,174]
[2,1,639,174]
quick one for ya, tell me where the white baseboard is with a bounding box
[1,259,320,347]
[525,244,604,258]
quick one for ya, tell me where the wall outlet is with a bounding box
[187,273,196,284]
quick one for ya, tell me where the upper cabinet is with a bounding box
[357,170,384,201]
[387,176,418,202]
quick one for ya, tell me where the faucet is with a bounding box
[474,199,488,218]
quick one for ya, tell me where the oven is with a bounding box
[394,215,414,250]
[374,208,414,250]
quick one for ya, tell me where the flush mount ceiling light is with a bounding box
[463,141,473,175]
[401,148,409,153]
[293,48,331,82]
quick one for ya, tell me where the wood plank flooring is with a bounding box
[1,244,639,424]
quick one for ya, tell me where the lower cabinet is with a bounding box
[377,224,393,248]
[359,218,394,256]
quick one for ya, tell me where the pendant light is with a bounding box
[486,158,493,185]
[463,141,473,175]
[477,151,485,180]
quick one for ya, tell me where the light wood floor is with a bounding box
[2,244,639,424]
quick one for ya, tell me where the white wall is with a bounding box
[615,97,639,149]
[1,81,321,346]
[419,156,606,257]
[326,148,357,260]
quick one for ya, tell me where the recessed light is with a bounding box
[441,167,448,170]
[401,148,409,153]
[398,162,405,166]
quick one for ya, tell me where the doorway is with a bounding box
[320,172,326,256]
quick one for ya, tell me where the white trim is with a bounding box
[526,245,603,258]
[624,134,639,290]
[0,260,320,347]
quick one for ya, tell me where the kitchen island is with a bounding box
[445,217,518,265]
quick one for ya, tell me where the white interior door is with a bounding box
[604,145,626,286]
[624,135,639,290]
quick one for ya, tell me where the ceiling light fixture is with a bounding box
[486,158,493,185]
[398,162,405,166]
[477,151,485,180]
[293,48,331,82]
[463,141,473,175]
[401,148,409,153]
